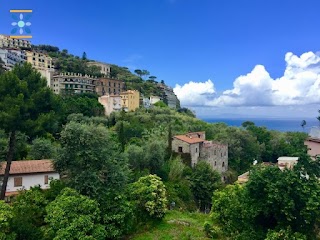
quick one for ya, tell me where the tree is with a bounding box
[144,140,166,175]
[0,63,60,200]
[54,121,129,200]
[134,69,142,77]
[11,187,48,240]
[45,188,106,240]
[148,76,157,82]
[211,164,320,239]
[82,51,87,60]
[154,100,168,108]
[141,70,150,79]
[301,120,306,131]
[28,138,57,160]
[0,58,5,75]
[191,161,221,211]
[130,175,167,222]
[0,200,15,240]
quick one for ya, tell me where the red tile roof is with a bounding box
[0,160,56,175]
[173,135,205,144]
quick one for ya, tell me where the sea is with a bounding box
[200,118,319,132]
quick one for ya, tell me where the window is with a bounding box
[222,162,225,168]
[196,148,198,153]
[14,177,22,187]
[178,147,183,153]
[214,150,216,155]
[221,152,223,157]
[214,161,217,166]
[44,175,49,184]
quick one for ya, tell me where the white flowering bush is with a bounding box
[131,174,168,220]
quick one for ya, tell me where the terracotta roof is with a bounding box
[173,135,205,144]
[0,160,56,175]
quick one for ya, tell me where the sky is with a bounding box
[1,0,320,119]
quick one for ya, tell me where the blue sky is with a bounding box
[1,0,320,119]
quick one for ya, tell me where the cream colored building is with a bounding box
[0,34,31,49]
[277,157,299,171]
[120,90,140,112]
[87,61,111,76]
[25,51,55,71]
[98,95,122,116]
[51,72,97,94]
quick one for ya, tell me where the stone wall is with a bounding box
[172,138,200,167]
[200,141,228,173]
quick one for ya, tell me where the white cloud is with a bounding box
[174,80,215,106]
[175,51,320,108]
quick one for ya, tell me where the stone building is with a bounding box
[96,77,125,96]
[172,132,228,174]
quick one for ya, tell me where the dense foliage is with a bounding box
[0,62,317,239]
[210,161,320,239]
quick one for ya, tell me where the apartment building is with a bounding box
[98,95,122,115]
[120,90,140,112]
[51,72,98,94]
[25,51,55,71]
[0,34,31,49]
[96,78,125,96]
[0,48,26,70]
[87,61,111,76]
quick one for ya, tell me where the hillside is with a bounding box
[129,210,210,240]
[31,44,179,105]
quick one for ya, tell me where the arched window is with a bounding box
[222,162,225,167]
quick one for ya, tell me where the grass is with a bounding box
[128,210,211,240]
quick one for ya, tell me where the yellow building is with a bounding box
[120,90,140,112]
[0,34,31,49]
[25,51,55,71]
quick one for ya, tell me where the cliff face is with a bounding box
[158,83,180,109]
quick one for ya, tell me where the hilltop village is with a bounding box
[0,34,319,240]
[0,34,179,115]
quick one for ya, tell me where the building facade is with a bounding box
[172,132,228,174]
[98,95,122,115]
[0,160,60,201]
[304,126,320,159]
[96,78,125,96]
[52,72,98,94]
[25,51,55,71]
[120,90,140,111]
[87,61,111,76]
[150,95,161,105]
[0,49,26,70]
[277,157,299,171]
[0,34,31,49]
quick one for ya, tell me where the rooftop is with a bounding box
[173,135,205,144]
[0,160,56,175]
